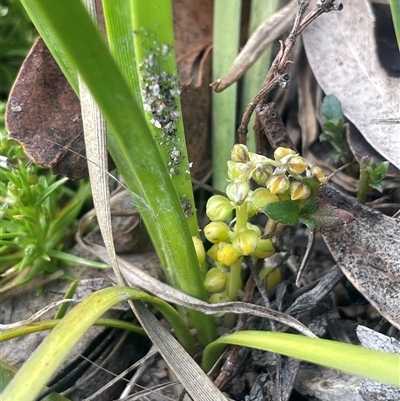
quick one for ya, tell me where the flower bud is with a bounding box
[226,181,249,205]
[206,195,233,221]
[204,268,227,292]
[203,222,230,243]
[290,181,311,200]
[216,242,242,266]
[192,236,205,263]
[251,165,271,185]
[231,229,259,256]
[266,174,290,194]
[231,144,250,162]
[249,152,276,168]
[246,201,257,218]
[207,243,219,261]
[274,147,296,162]
[208,292,230,304]
[251,238,275,259]
[227,160,251,182]
[259,267,281,290]
[287,156,308,175]
[247,223,262,236]
[250,187,280,210]
[310,165,328,185]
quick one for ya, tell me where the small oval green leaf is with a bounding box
[264,200,299,226]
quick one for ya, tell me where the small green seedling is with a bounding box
[320,94,351,164]
[357,156,389,203]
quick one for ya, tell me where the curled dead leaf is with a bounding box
[6,38,88,180]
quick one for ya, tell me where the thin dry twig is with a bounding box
[82,346,159,401]
[295,227,316,287]
[238,72,289,144]
[237,0,342,143]
[119,346,158,399]
[0,299,72,330]
[210,1,298,92]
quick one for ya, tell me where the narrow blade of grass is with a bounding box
[212,0,242,191]
[203,331,400,387]
[130,0,199,237]
[2,286,197,401]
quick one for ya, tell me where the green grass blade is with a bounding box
[53,280,78,319]
[102,0,167,270]
[2,286,196,401]
[102,0,140,97]
[0,360,70,401]
[203,331,400,387]
[212,0,242,191]
[104,0,216,343]
[0,317,146,342]
[18,5,78,93]
[19,0,216,344]
[34,177,69,206]
[46,249,109,268]
[390,0,400,50]
[130,0,199,237]
[241,0,278,152]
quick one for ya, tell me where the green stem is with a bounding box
[227,203,248,300]
[357,156,370,204]
[236,203,248,231]
[228,257,242,300]
[0,317,146,342]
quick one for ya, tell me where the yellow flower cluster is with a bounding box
[201,144,327,301]
[228,144,326,200]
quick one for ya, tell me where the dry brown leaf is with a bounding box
[297,49,361,193]
[302,0,400,169]
[319,185,400,330]
[6,38,88,180]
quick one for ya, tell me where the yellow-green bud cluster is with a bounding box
[227,144,327,201]
[203,145,326,300]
